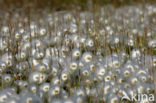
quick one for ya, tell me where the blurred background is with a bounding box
[0,0,155,11]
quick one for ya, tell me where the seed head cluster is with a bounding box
[0,4,156,103]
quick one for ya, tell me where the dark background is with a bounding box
[0,0,155,11]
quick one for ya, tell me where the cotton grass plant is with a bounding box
[0,1,156,103]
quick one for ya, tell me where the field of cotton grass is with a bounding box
[0,0,156,103]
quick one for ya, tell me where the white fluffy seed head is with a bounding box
[2,74,12,84]
[109,95,119,103]
[2,53,14,67]
[122,68,131,78]
[2,26,9,34]
[0,38,8,51]
[96,66,105,76]
[29,84,37,94]
[29,72,40,84]
[61,71,69,81]
[131,49,141,59]
[39,28,47,36]
[29,72,47,84]
[0,60,7,71]
[127,38,134,46]
[72,48,81,59]
[69,61,78,71]
[31,30,38,38]
[148,39,156,48]
[23,34,30,41]
[152,56,156,67]
[39,83,50,93]
[15,32,21,40]
[0,93,8,102]
[49,85,60,96]
[81,67,90,77]
[34,63,47,73]
[75,88,85,97]
[129,75,138,85]
[86,38,94,47]
[82,52,93,63]
[51,77,61,85]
